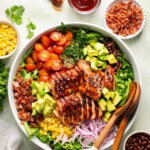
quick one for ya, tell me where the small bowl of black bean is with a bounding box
[123,130,150,150]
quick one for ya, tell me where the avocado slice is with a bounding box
[105,54,117,64]
[32,88,37,96]
[44,83,50,93]
[96,60,104,67]
[98,99,107,111]
[32,108,37,116]
[32,99,45,113]
[90,42,104,51]
[43,94,56,107]
[90,57,99,71]
[102,87,110,99]
[106,100,116,112]
[113,92,122,106]
[99,47,109,56]
[103,111,112,122]
[83,45,93,56]
[43,103,54,116]
[88,49,99,57]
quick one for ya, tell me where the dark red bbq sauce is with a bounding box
[70,0,99,11]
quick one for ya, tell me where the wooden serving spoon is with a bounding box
[111,82,141,150]
[91,82,137,150]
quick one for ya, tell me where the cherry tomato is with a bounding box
[39,50,50,62]
[26,57,34,64]
[34,43,44,52]
[36,62,43,70]
[40,75,50,82]
[32,51,40,63]
[45,60,52,70]
[56,35,67,45]
[47,46,54,53]
[49,53,59,60]
[25,64,36,72]
[51,59,62,71]
[65,30,73,41]
[41,35,50,48]
[53,45,64,55]
[50,31,62,42]
[39,69,49,76]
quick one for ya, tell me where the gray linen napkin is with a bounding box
[0,120,22,150]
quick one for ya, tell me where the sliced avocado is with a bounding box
[32,99,45,113]
[106,54,117,64]
[103,111,112,122]
[43,94,56,107]
[32,108,37,116]
[30,81,36,89]
[43,103,54,116]
[36,93,43,100]
[102,62,107,69]
[87,49,99,57]
[90,42,104,51]
[90,57,99,71]
[102,87,110,99]
[32,88,37,96]
[98,99,107,111]
[36,82,45,96]
[85,56,91,62]
[96,60,104,67]
[106,100,116,112]
[83,45,93,56]
[110,91,116,100]
[99,47,109,56]
[102,87,109,95]
[113,92,122,106]
[98,55,106,61]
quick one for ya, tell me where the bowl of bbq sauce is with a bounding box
[68,0,101,14]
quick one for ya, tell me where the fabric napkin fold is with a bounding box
[0,119,22,150]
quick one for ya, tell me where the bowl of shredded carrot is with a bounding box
[104,0,145,40]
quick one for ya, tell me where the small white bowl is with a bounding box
[104,0,146,40]
[0,21,20,59]
[123,130,150,150]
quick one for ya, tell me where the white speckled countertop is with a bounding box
[0,0,150,150]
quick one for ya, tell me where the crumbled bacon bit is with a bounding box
[106,1,143,36]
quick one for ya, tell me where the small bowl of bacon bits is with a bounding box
[0,21,19,59]
[104,0,145,40]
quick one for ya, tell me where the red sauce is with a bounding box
[69,0,99,11]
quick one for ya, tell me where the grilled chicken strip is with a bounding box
[54,92,103,125]
[49,67,83,98]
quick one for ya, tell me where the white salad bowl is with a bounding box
[8,22,142,150]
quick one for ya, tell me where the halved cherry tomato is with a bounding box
[45,59,52,70]
[25,64,36,72]
[47,46,54,53]
[39,69,49,76]
[49,53,59,60]
[65,30,73,41]
[40,75,50,82]
[39,50,50,62]
[50,31,62,42]
[53,45,64,55]
[56,35,67,45]
[51,58,62,71]
[41,35,50,48]
[26,57,34,64]
[34,43,44,52]
[32,51,40,63]
[36,62,43,70]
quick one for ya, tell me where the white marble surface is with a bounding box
[0,0,150,150]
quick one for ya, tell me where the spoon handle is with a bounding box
[111,116,129,150]
[93,115,118,148]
